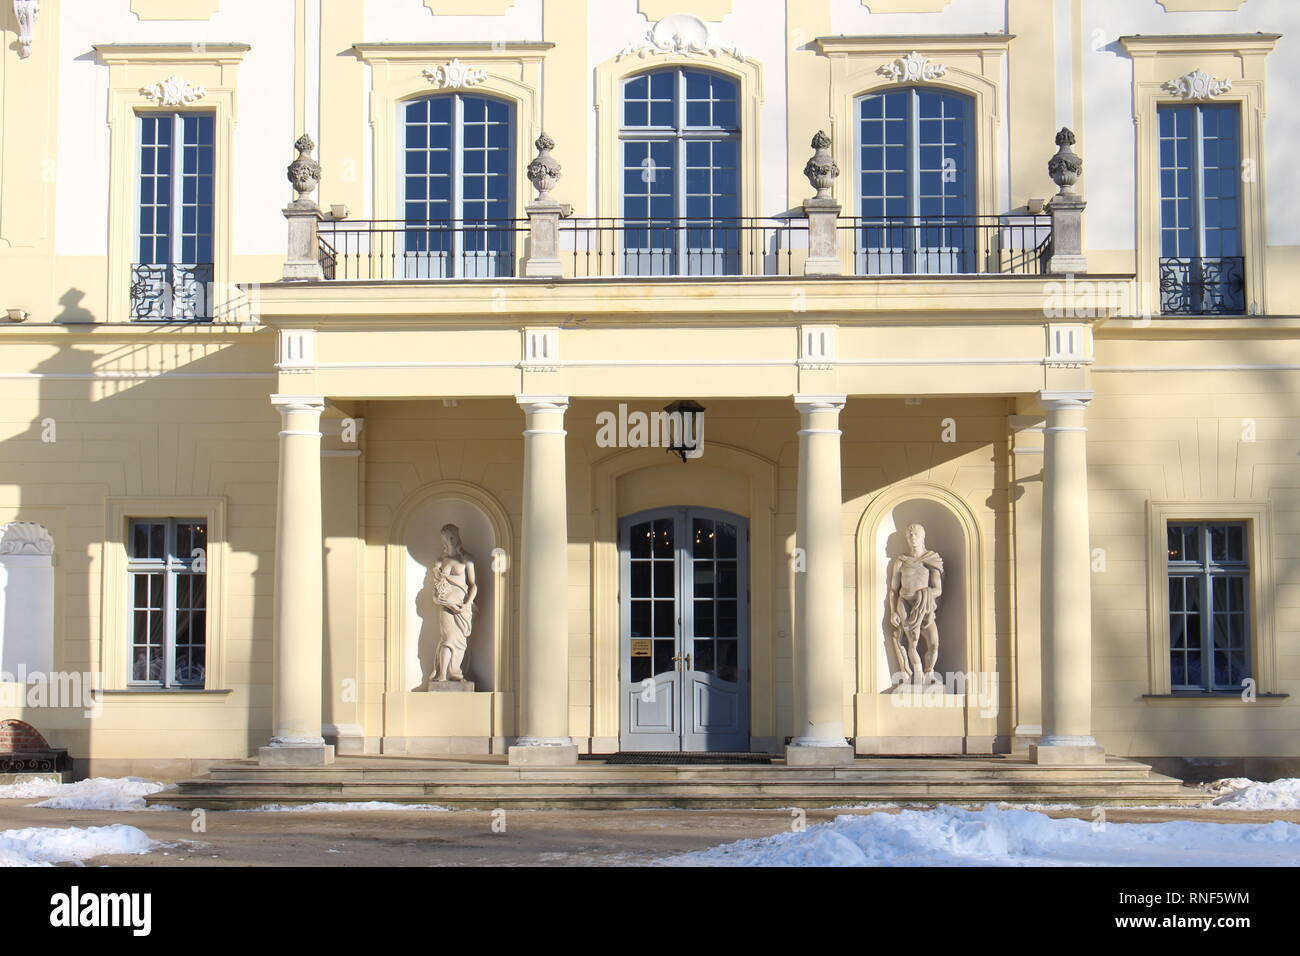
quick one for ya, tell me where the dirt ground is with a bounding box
[3,800,1299,866]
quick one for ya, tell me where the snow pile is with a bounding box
[0,824,156,867]
[235,801,451,813]
[1204,778,1300,811]
[0,776,175,811]
[665,805,1300,867]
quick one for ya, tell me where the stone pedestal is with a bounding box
[1047,195,1087,275]
[802,197,842,275]
[427,680,476,693]
[282,201,325,281]
[523,200,564,278]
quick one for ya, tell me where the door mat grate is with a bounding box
[584,752,775,765]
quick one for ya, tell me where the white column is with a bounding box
[260,395,333,766]
[787,395,854,766]
[1032,391,1104,765]
[508,396,578,766]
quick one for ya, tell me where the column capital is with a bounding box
[516,395,569,414]
[271,394,326,413]
[1038,389,1093,411]
[793,393,847,413]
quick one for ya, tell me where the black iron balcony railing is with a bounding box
[130,263,215,321]
[317,218,525,281]
[560,217,808,278]
[839,215,1052,276]
[1159,256,1246,315]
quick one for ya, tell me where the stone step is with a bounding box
[155,787,1204,810]
[158,756,1204,809]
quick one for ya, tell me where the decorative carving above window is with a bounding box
[0,522,54,556]
[139,75,208,106]
[1162,69,1233,101]
[422,59,489,90]
[876,51,948,83]
[618,13,743,63]
[13,0,40,59]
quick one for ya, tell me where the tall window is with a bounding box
[1166,522,1250,692]
[856,87,973,273]
[1158,103,1245,314]
[127,519,207,687]
[402,93,514,277]
[620,67,739,275]
[133,112,214,321]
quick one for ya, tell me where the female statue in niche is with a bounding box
[425,524,477,683]
[888,523,944,685]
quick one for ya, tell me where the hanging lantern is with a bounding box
[662,399,705,463]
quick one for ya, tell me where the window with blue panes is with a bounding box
[1158,103,1245,314]
[402,94,514,277]
[1166,522,1251,692]
[133,112,214,320]
[620,68,739,275]
[856,87,973,273]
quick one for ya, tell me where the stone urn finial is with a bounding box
[803,130,839,200]
[526,132,561,201]
[287,134,322,205]
[1048,127,1082,197]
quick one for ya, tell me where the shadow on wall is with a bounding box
[53,289,96,324]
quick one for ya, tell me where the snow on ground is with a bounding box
[0,824,157,867]
[663,805,1300,867]
[1204,778,1300,810]
[0,777,175,811]
[234,801,452,813]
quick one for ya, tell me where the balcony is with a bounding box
[1159,256,1246,316]
[313,213,1052,281]
[130,263,215,321]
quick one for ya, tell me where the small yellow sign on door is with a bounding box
[631,639,653,657]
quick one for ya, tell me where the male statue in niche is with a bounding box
[425,524,477,684]
[888,523,944,685]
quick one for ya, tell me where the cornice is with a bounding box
[1118,33,1280,56]
[352,41,554,63]
[814,34,1015,55]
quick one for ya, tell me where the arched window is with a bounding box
[856,87,974,273]
[620,67,739,275]
[402,93,514,277]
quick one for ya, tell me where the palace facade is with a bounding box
[1,0,1298,780]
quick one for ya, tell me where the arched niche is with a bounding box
[856,484,985,697]
[385,482,512,695]
[0,522,55,677]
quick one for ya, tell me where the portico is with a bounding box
[254,286,1103,765]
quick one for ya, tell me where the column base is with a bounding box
[1030,736,1105,766]
[258,743,336,767]
[803,257,842,276]
[522,258,563,278]
[508,743,579,766]
[785,742,855,766]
